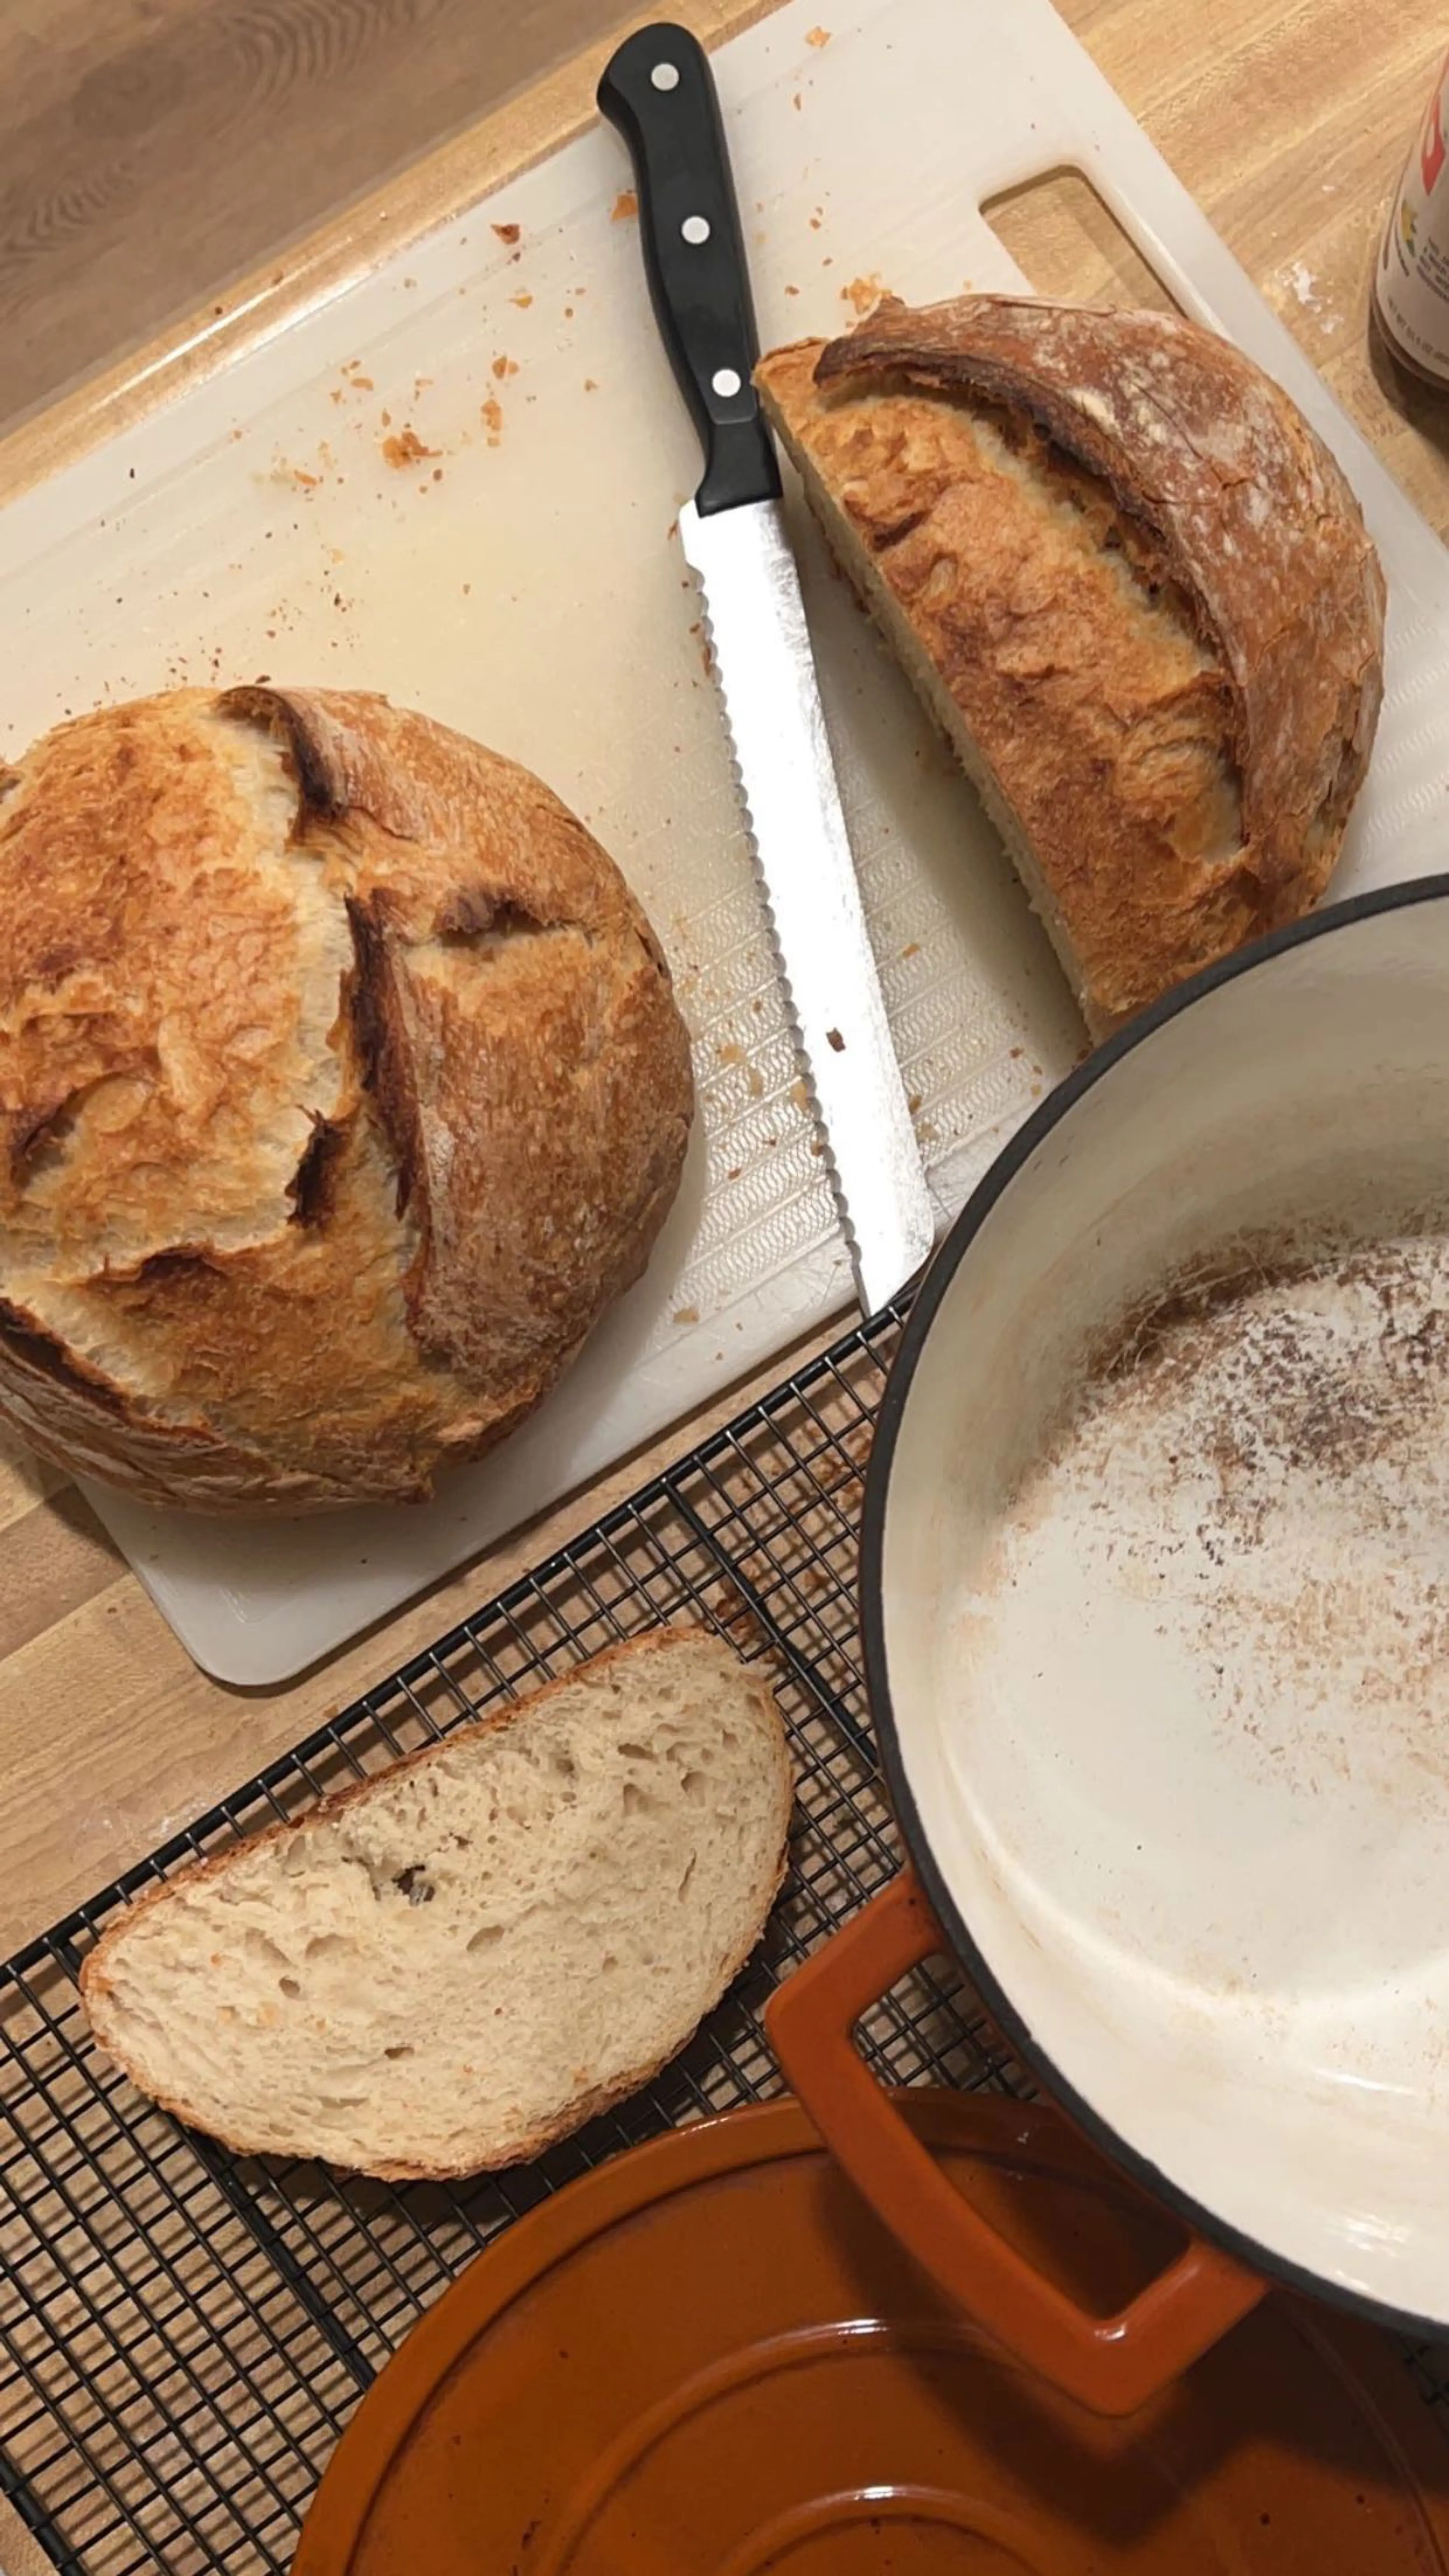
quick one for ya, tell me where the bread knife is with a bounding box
[598,22,935,1316]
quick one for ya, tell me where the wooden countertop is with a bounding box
[0,0,1445,1959]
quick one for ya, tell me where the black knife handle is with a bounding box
[598,22,781,516]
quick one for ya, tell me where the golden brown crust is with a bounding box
[80,1626,792,2179]
[0,688,694,1509]
[757,296,1386,1027]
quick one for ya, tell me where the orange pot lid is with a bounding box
[294,2095,1449,2574]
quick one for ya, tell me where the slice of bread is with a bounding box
[80,1627,792,2179]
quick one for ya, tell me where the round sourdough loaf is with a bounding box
[0,686,694,1510]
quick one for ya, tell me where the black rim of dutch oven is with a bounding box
[860,869,1449,2344]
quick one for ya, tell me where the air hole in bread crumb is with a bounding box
[278,1976,301,1999]
[679,1856,697,1898]
[384,2042,414,2060]
[468,1922,503,1952]
[393,1865,434,1904]
[616,1740,656,1761]
[622,1781,654,1816]
[681,1770,707,1803]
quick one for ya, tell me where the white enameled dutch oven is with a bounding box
[770,877,1449,2417]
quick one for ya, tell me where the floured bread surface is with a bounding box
[80,1628,793,2178]
[757,295,1385,1032]
[0,687,694,1508]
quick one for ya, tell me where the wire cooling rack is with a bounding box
[2,1303,1447,2572]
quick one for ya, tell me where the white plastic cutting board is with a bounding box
[2,0,1447,1685]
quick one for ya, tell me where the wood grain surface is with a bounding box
[0,2487,58,2576]
[0,0,630,434]
[0,0,1445,1960]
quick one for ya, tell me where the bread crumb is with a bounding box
[792,91,803,109]
[748,1066,765,1100]
[672,1304,700,1326]
[809,214,823,232]
[826,1028,844,1051]
[784,284,800,297]
[329,388,344,405]
[380,406,392,428]
[492,221,521,244]
[511,290,534,309]
[908,1092,923,1114]
[492,354,518,378]
[806,23,831,42]
[789,1077,811,1114]
[292,467,320,488]
[718,1042,745,1065]
[901,940,921,960]
[481,396,504,444]
[351,374,374,392]
[381,428,437,468]
[842,274,885,314]
[584,378,599,392]
[726,1166,742,1181]
[612,189,638,222]
[462,582,472,595]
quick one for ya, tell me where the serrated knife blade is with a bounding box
[679,496,934,1311]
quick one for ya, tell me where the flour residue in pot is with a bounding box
[986,1233,1449,1803]
[1101,1240,1449,1782]
[953,1222,1449,2011]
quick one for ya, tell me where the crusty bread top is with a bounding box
[0,688,694,1509]
[757,297,1385,1025]
[79,1626,794,2179]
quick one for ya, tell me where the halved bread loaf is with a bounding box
[757,295,1386,1033]
[80,1627,792,2178]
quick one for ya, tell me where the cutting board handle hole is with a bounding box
[982,165,1181,314]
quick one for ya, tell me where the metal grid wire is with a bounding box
[0,1305,1445,2569]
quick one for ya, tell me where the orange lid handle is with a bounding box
[766,1867,1263,2418]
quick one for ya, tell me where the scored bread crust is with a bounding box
[79,1626,794,2178]
[0,687,694,1509]
[757,296,1386,1029]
